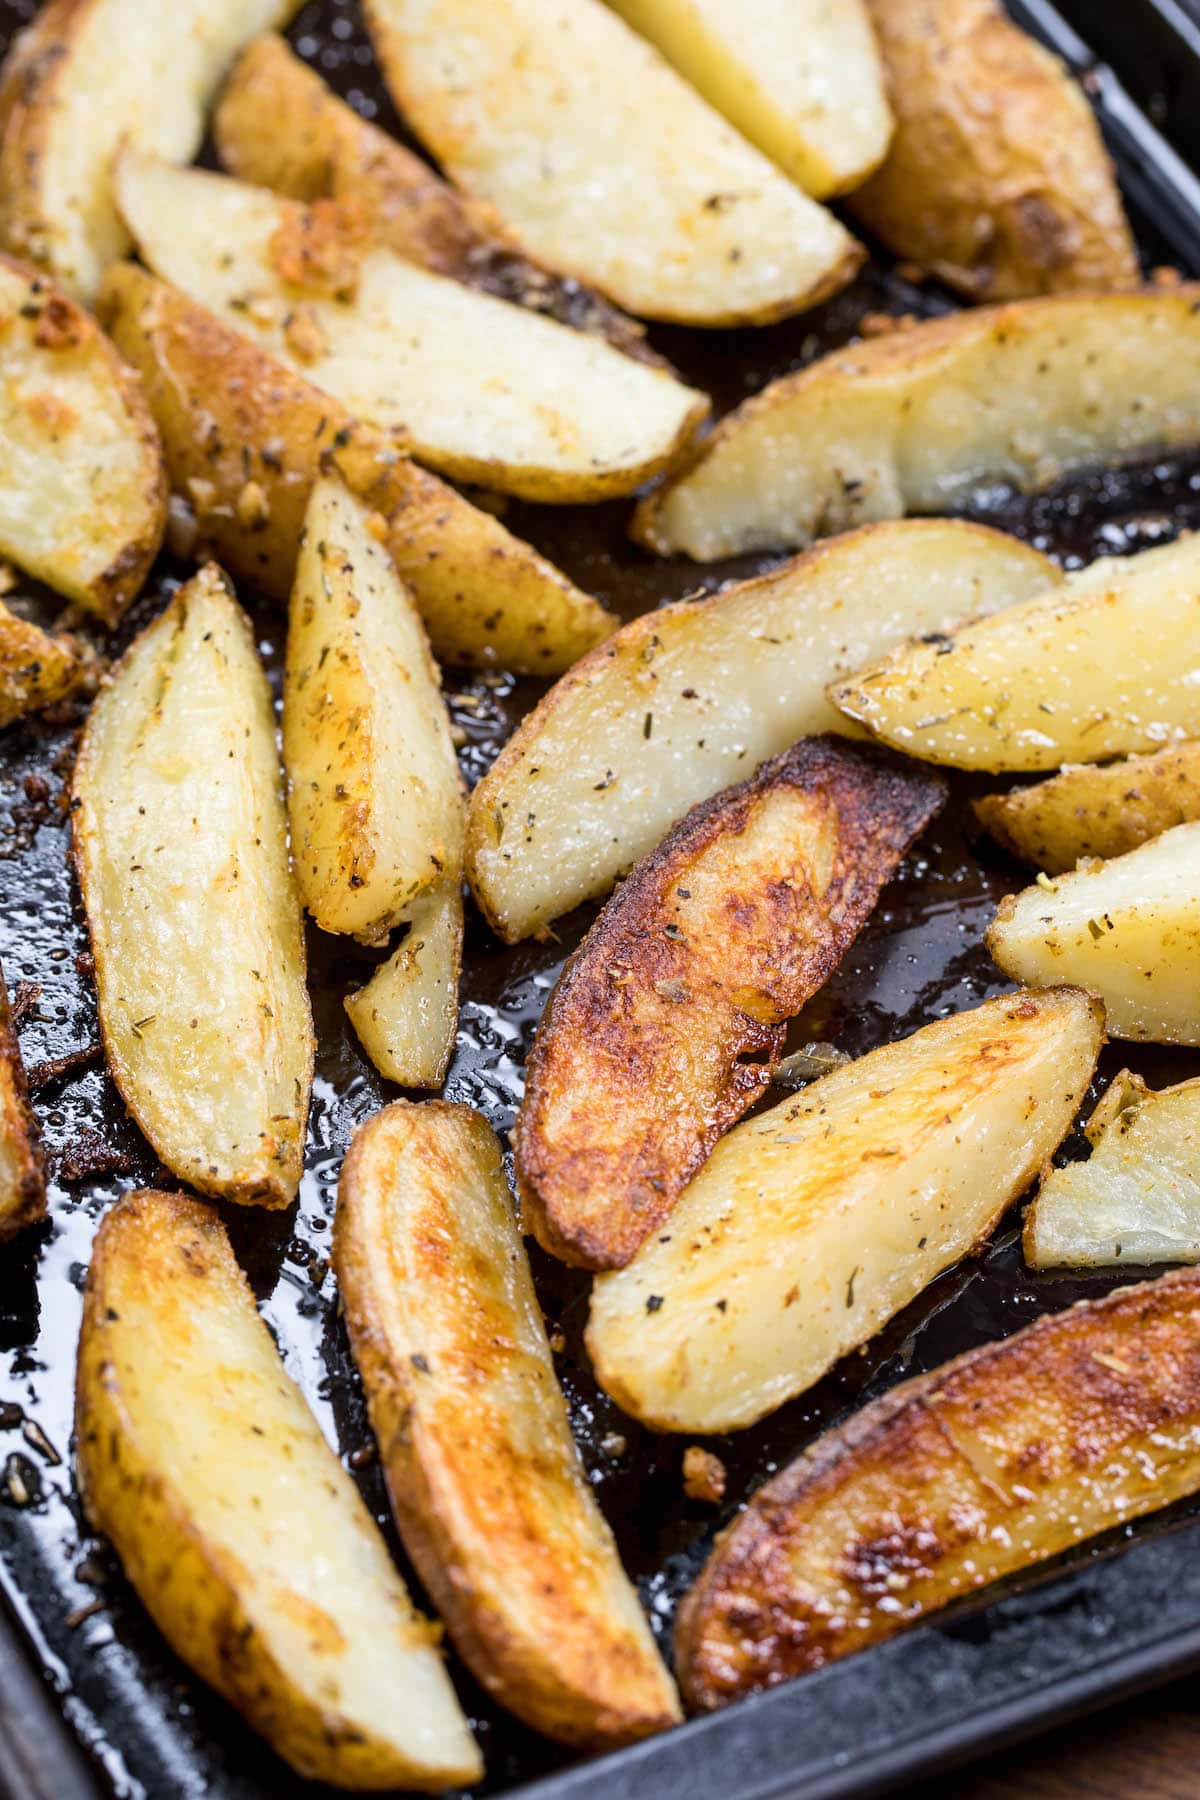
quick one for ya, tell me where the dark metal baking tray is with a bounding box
[1,2,1200,1797]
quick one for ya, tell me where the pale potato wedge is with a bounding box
[214,34,652,362]
[0,0,302,302]
[516,738,944,1269]
[115,152,707,503]
[606,0,891,199]
[832,534,1200,773]
[72,565,314,1206]
[284,477,464,943]
[634,288,1200,561]
[987,824,1200,1044]
[345,883,462,1090]
[0,598,90,728]
[364,0,862,326]
[0,964,43,1242]
[586,988,1103,1433]
[466,521,1058,941]
[975,743,1200,874]
[676,1266,1200,1704]
[99,261,612,674]
[851,0,1138,301]
[77,1190,481,1790]
[335,1102,681,1748]
[0,256,163,623]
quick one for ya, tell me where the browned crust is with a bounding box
[677,1265,1200,1707]
[0,597,87,727]
[514,736,945,1269]
[0,962,45,1241]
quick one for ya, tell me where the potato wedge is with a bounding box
[0,0,302,302]
[72,565,313,1206]
[634,287,1200,561]
[284,477,464,943]
[516,738,944,1270]
[0,256,163,622]
[850,0,1138,301]
[832,534,1200,773]
[214,35,652,363]
[364,0,862,326]
[605,0,891,200]
[77,1189,481,1789]
[676,1265,1200,1704]
[115,152,707,503]
[0,598,90,728]
[345,884,462,1090]
[987,824,1200,1044]
[466,521,1058,941]
[99,261,612,673]
[586,988,1103,1433]
[335,1102,681,1748]
[0,964,44,1242]
[975,743,1200,874]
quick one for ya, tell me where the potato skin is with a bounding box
[516,736,944,1269]
[0,963,44,1241]
[677,1267,1200,1707]
[975,743,1200,874]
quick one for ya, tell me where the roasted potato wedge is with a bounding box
[516,738,944,1270]
[987,824,1200,1043]
[0,964,43,1241]
[99,261,611,673]
[587,988,1102,1433]
[850,0,1138,301]
[72,565,314,1206]
[466,521,1057,941]
[214,34,651,362]
[335,1101,681,1748]
[0,598,90,728]
[634,287,1200,561]
[0,256,163,622]
[77,1189,481,1790]
[975,743,1200,874]
[284,477,464,943]
[364,0,862,326]
[832,534,1200,773]
[115,152,707,503]
[345,883,462,1089]
[0,0,303,302]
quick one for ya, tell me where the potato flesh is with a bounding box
[345,883,462,1088]
[0,965,43,1241]
[77,1190,481,1788]
[466,521,1057,940]
[586,988,1103,1433]
[115,154,706,502]
[987,823,1200,1043]
[833,535,1200,773]
[364,0,861,326]
[73,567,313,1206]
[635,288,1200,560]
[975,743,1200,874]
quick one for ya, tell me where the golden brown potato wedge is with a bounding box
[0,598,90,727]
[99,261,612,674]
[831,535,1200,773]
[77,1189,481,1789]
[115,151,707,503]
[345,883,462,1089]
[0,256,163,622]
[587,988,1103,1433]
[364,0,862,326]
[516,737,944,1270]
[466,521,1058,941]
[850,0,1138,301]
[0,964,43,1241]
[975,743,1200,874]
[634,288,1200,561]
[284,477,464,943]
[676,1266,1200,1704]
[335,1101,681,1749]
[72,565,314,1207]
[987,823,1200,1044]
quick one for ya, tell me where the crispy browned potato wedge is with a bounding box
[345,883,463,1089]
[77,1189,481,1789]
[0,965,43,1242]
[676,1266,1200,1704]
[0,598,91,727]
[975,743,1200,874]
[99,262,613,673]
[72,565,314,1207]
[850,0,1138,301]
[587,988,1103,1433]
[516,737,944,1270]
[335,1101,681,1748]
[634,288,1200,561]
